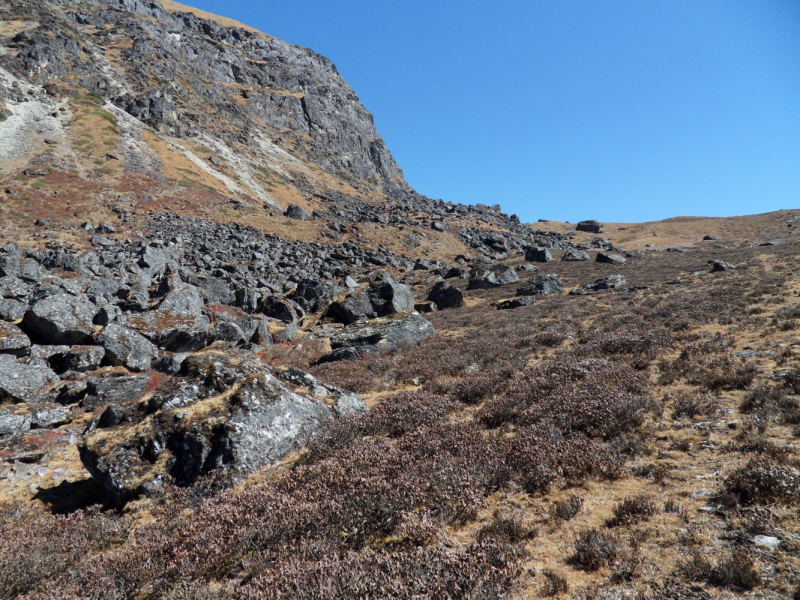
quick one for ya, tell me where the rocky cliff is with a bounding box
[1,0,403,184]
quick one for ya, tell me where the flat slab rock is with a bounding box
[0,354,60,403]
[78,349,367,506]
[325,312,435,361]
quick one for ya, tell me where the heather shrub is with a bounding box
[551,494,583,521]
[722,458,800,506]
[606,495,657,527]
[570,529,618,571]
[680,550,760,590]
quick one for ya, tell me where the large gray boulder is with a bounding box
[596,253,627,265]
[562,249,590,261]
[516,274,564,296]
[326,313,435,361]
[97,323,158,372]
[0,354,60,403]
[0,322,31,357]
[78,349,352,506]
[327,278,415,324]
[118,309,209,353]
[0,299,28,321]
[525,248,553,262]
[258,296,305,324]
[576,220,601,233]
[427,281,464,309]
[286,204,312,220]
[23,293,98,345]
[326,291,375,324]
[368,279,415,317]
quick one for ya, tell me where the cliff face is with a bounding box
[0,0,404,183]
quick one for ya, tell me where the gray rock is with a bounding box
[0,354,60,403]
[286,204,312,220]
[368,279,415,317]
[153,352,191,375]
[327,291,375,324]
[497,296,537,310]
[468,270,500,290]
[23,293,98,345]
[596,253,627,264]
[751,535,780,552]
[158,285,205,315]
[97,323,158,372]
[576,220,601,233]
[710,259,736,272]
[516,274,564,296]
[0,298,28,321]
[64,345,106,372]
[525,248,552,262]
[118,310,209,353]
[78,350,339,506]
[0,322,31,357]
[326,313,435,361]
[496,267,519,286]
[258,296,305,324]
[82,371,150,410]
[427,281,464,309]
[562,249,590,261]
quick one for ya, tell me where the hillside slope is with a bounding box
[0,2,799,599]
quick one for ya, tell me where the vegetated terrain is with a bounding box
[0,1,799,598]
[2,238,800,600]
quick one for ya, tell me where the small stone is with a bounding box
[750,535,780,552]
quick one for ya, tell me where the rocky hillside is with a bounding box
[0,1,799,599]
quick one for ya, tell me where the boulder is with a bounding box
[97,323,158,372]
[0,298,29,321]
[157,285,205,315]
[710,259,736,272]
[596,253,627,264]
[427,281,464,309]
[326,313,435,361]
[258,296,305,324]
[368,279,415,316]
[327,292,375,324]
[208,320,248,345]
[23,293,98,345]
[496,267,520,286]
[286,204,312,220]
[117,310,209,353]
[468,270,499,290]
[64,345,106,372]
[516,274,564,296]
[571,275,627,295]
[78,350,344,506]
[189,275,236,306]
[292,280,336,313]
[497,296,537,310]
[0,354,60,403]
[562,249,590,261]
[0,322,31,357]
[82,371,151,410]
[576,220,601,233]
[525,248,553,262]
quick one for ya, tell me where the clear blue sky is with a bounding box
[181,0,799,223]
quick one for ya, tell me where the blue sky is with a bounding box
[182,0,799,223]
